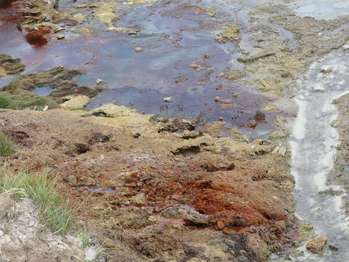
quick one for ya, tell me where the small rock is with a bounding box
[172,144,201,156]
[207,8,216,17]
[54,27,64,33]
[61,95,90,110]
[148,216,157,223]
[96,78,104,85]
[91,104,136,118]
[306,235,328,254]
[161,205,209,226]
[134,47,144,52]
[56,34,65,40]
[246,119,257,129]
[190,63,201,70]
[158,118,196,133]
[201,161,235,172]
[320,66,332,74]
[179,130,202,139]
[214,96,233,105]
[163,96,173,103]
[131,193,146,205]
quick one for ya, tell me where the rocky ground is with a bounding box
[0,193,87,261]
[1,0,349,261]
[0,106,294,261]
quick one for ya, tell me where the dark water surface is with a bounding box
[0,0,279,137]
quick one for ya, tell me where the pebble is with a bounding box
[56,34,65,40]
[134,47,144,52]
[96,78,104,85]
[163,96,173,103]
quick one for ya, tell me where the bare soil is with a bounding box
[0,108,295,261]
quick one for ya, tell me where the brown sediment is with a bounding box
[5,0,349,260]
[0,106,295,261]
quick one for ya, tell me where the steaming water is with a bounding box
[289,47,349,261]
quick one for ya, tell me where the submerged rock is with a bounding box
[2,67,100,105]
[0,54,25,76]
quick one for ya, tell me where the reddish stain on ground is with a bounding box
[136,161,289,233]
[189,179,268,228]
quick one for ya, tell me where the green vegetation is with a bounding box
[0,91,57,110]
[77,230,91,248]
[0,132,14,157]
[0,170,72,234]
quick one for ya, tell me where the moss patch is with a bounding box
[2,67,100,104]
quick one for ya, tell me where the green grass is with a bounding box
[0,170,72,234]
[0,132,14,157]
[77,230,91,249]
[0,91,57,110]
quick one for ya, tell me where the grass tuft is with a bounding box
[77,231,91,249]
[0,132,14,157]
[0,169,71,234]
[0,91,57,110]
